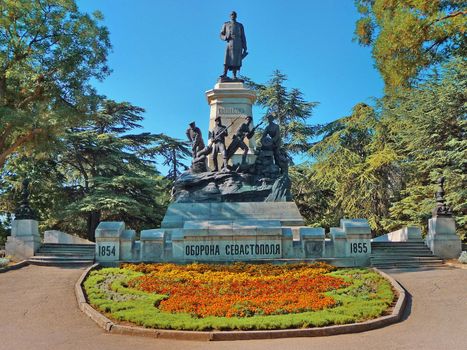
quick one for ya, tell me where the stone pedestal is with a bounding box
[95,222,125,262]
[5,219,41,260]
[330,219,372,266]
[163,202,306,262]
[140,229,165,261]
[120,230,136,261]
[426,217,461,259]
[300,227,325,258]
[330,227,346,257]
[205,82,257,168]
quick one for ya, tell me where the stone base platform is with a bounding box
[160,202,308,261]
[94,203,373,266]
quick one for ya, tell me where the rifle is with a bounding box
[196,118,239,158]
[208,117,239,146]
[246,120,264,139]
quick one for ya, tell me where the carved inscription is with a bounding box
[185,243,281,257]
[218,106,246,115]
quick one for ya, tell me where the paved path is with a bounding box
[1,265,466,350]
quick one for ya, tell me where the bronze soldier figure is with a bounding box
[185,121,205,159]
[261,114,282,166]
[226,115,262,164]
[220,11,247,80]
[209,116,228,171]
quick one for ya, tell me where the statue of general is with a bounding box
[220,11,247,81]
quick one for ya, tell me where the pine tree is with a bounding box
[309,103,400,234]
[382,58,466,239]
[355,0,466,91]
[0,99,175,240]
[244,70,318,156]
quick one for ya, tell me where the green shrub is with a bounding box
[83,266,395,331]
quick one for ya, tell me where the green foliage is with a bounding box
[354,0,466,91]
[381,58,466,239]
[83,267,394,331]
[0,98,174,240]
[142,133,191,181]
[308,103,400,233]
[0,212,11,246]
[244,70,318,156]
[297,58,465,240]
[0,0,111,168]
[289,164,336,228]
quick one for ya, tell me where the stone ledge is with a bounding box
[75,265,407,341]
[0,260,29,273]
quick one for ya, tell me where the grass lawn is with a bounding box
[83,263,395,331]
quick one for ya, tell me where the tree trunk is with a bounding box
[173,148,177,181]
[0,72,6,106]
[87,210,101,242]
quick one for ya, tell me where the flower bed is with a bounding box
[84,262,395,331]
[125,262,347,318]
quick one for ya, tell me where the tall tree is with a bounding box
[382,58,466,239]
[244,70,318,156]
[0,99,173,240]
[144,134,191,181]
[289,164,336,228]
[355,0,466,91]
[0,0,111,168]
[309,103,400,233]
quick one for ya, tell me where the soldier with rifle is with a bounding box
[226,116,262,164]
[209,116,229,171]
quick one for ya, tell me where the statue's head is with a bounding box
[189,121,196,128]
[215,116,222,125]
[246,116,252,123]
[267,114,275,122]
[230,11,237,21]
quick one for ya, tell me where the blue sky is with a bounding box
[79,0,384,170]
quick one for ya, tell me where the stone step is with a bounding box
[33,243,96,266]
[371,252,435,257]
[28,256,94,266]
[372,243,428,247]
[371,250,433,254]
[38,248,95,253]
[371,240,444,268]
[372,240,425,243]
[372,246,429,249]
[40,243,95,248]
[371,257,444,262]
[372,250,432,254]
[372,263,445,269]
[35,252,94,258]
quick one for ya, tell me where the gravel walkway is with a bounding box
[0,264,466,350]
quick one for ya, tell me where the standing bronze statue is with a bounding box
[262,114,282,165]
[226,116,264,165]
[186,121,205,159]
[220,11,247,81]
[209,116,228,171]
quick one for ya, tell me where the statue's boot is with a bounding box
[212,158,219,172]
[241,150,248,164]
[221,157,228,171]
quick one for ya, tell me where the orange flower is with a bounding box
[125,262,348,318]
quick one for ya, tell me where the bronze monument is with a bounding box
[220,11,247,81]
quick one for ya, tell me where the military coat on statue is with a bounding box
[220,21,247,70]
